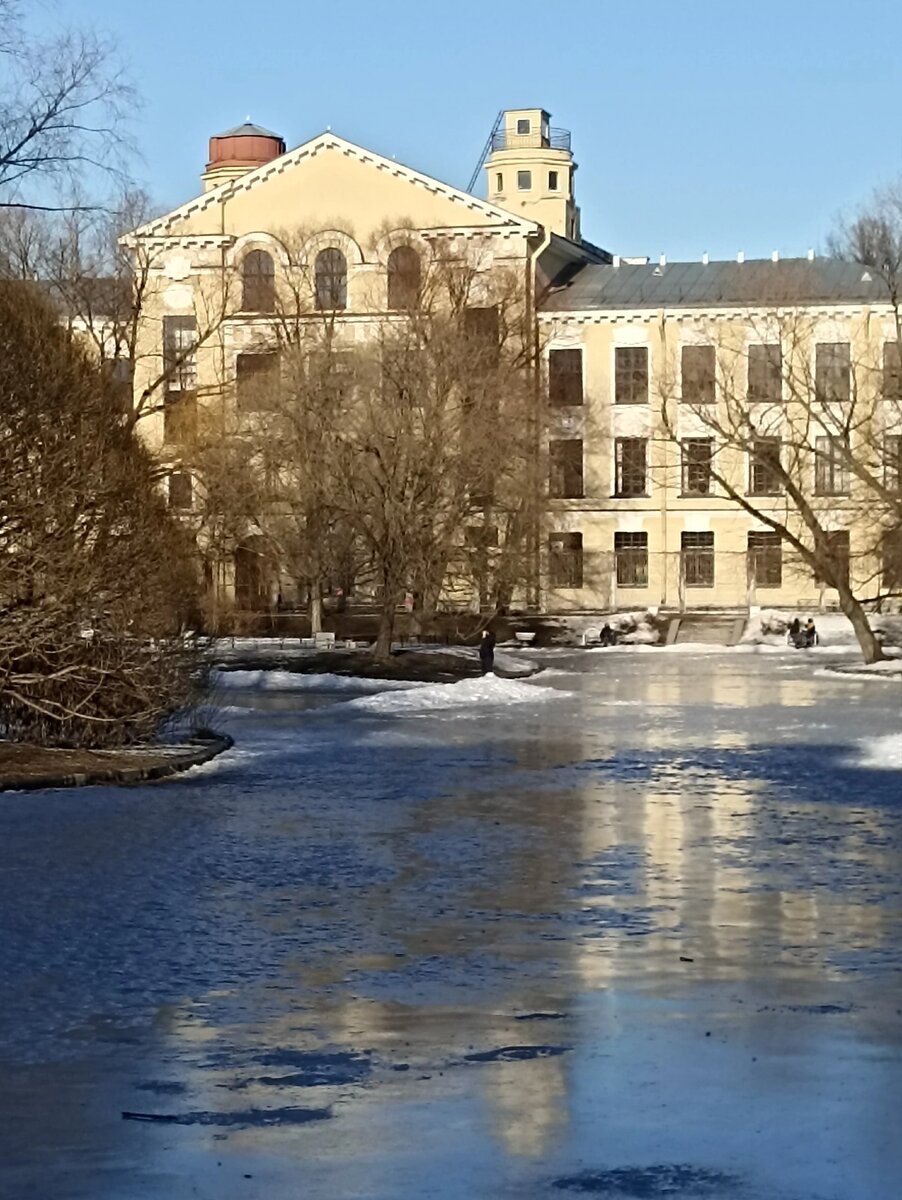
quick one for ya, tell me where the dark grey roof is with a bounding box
[214,121,282,140]
[541,257,892,312]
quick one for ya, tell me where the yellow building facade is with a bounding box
[125,109,901,616]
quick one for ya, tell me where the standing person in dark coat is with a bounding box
[479,629,496,675]
[788,617,801,646]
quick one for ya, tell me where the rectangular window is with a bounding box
[748,343,782,402]
[517,170,531,190]
[548,348,583,406]
[883,340,902,401]
[615,531,648,587]
[614,437,647,496]
[463,305,500,369]
[883,528,902,591]
[517,118,531,135]
[747,531,782,587]
[681,531,715,587]
[815,342,851,403]
[815,434,850,495]
[162,317,198,444]
[681,344,715,404]
[814,530,850,589]
[163,315,197,393]
[236,351,281,413]
[615,346,649,404]
[884,433,902,492]
[548,170,559,190]
[167,470,193,510]
[749,437,782,495]
[495,172,503,191]
[549,439,584,498]
[681,438,713,495]
[549,532,583,588]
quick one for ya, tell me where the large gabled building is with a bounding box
[125,108,901,617]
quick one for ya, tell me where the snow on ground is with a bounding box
[850,731,902,770]
[210,669,425,693]
[743,608,902,650]
[335,673,566,715]
[817,660,902,683]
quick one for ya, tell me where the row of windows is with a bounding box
[238,244,422,313]
[548,529,902,590]
[495,169,561,192]
[548,342,902,406]
[548,435,902,499]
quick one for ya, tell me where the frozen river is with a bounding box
[1,649,900,1200]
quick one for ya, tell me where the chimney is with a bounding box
[737,250,745,264]
[659,253,666,267]
[807,248,815,261]
[613,254,621,268]
[771,250,779,263]
[202,120,286,191]
[701,251,709,265]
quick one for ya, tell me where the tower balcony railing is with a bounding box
[491,127,571,152]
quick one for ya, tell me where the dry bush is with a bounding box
[0,280,202,746]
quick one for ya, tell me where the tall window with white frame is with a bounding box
[162,315,197,444]
[747,343,782,403]
[241,249,276,313]
[815,342,851,404]
[314,247,348,310]
[615,346,648,404]
[548,348,583,406]
[614,437,647,497]
[681,345,715,404]
[681,531,715,587]
[747,531,782,588]
[681,438,713,495]
[549,439,584,498]
[549,533,583,588]
[749,437,782,495]
[814,435,850,495]
[614,532,648,587]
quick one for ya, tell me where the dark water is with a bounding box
[1,651,900,1200]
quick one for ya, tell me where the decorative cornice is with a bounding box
[129,133,542,240]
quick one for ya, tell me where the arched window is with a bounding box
[387,245,421,310]
[314,247,347,310]
[241,249,275,312]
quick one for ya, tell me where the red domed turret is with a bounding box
[202,121,285,191]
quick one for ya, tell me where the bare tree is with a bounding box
[0,1,134,210]
[0,279,202,746]
[658,305,896,663]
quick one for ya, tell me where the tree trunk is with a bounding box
[373,602,395,662]
[837,585,885,663]
[309,589,323,635]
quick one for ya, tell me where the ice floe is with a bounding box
[336,673,565,715]
[210,670,425,693]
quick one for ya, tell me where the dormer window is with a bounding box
[517,170,531,191]
[516,118,530,134]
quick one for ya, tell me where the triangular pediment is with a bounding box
[133,133,540,241]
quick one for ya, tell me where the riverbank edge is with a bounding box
[0,734,234,794]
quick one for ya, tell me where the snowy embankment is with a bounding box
[850,732,902,770]
[337,674,565,715]
[210,670,425,693]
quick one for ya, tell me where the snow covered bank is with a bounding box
[850,732,902,770]
[816,660,902,683]
[336,673,566,715]
[210,669,425,693]
[742,608,902,651]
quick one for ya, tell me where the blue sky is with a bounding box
[41,0,902,260]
